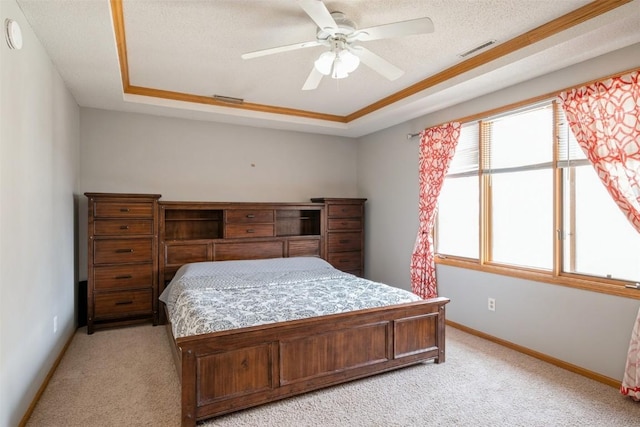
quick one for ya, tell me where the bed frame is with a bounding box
[157,200,449,426]
[164,296,448,426]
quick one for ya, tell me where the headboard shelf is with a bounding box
[158,201,327,288]
[163,209,223,240]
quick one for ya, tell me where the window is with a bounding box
[435,99,640,291]
[436,123,479,259]
[559,120,640,282]
[485,105,554,270]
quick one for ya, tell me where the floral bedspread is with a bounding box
[160,257,421,338]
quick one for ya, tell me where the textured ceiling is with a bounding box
[15,0,640,137]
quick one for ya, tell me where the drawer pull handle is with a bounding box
[116,248,134,253]
[340,259,350,263]
[246,214,255,218]
[341,222,348,226]
[120,208,130,212]
[120,225,129,230]
[339,239,350,244]
[115,275,132,280]
[115,300,133,306]
[246,229,255,233]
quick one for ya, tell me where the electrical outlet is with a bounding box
[488,298,496,312]
[53,315,58,333]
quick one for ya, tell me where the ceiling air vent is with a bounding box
[458,40,497,58]
[212,94,244,105]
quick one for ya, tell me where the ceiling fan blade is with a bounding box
[241,40,323,59]
[297,0,338,32]
[302,67,323,91]
[350,46,404,81]
[350,17,434,42]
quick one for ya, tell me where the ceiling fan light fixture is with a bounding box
[314,51,336,75]
[338,49,359,73]
[242,2,434,90]
[331,60,349,79]
[314,47,360,79]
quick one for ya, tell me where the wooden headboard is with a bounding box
[158,201,326,291]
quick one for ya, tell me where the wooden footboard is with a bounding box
[170,297,449,427]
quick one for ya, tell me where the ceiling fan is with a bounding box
[241,0,434,90]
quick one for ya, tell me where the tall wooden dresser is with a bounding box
[85,193,161,334]
[311,198,366,277]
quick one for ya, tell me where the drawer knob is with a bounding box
[115,275,133,280]
[120,225,129,230]
[115,248,134,253]
[246,214,255,218]
[120,208,130,212]
[115,300,133,306]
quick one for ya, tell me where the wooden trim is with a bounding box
[436,256,640,300]
[18,329,76,427]
[434,66,640,301]
[552,102,563,276]
[109,0,345,123]
[108,0,632,124]
[125,86,347,123]
[345,0,633,122]
[446,320,621,389]
[110,0,129,91]
[446,66,640,129]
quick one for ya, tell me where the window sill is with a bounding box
[435,256,640,300]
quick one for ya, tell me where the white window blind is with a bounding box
[556,102,589,167]
[447,122,479,177]
[482,102,554,174]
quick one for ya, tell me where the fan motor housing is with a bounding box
[316,11,357,40]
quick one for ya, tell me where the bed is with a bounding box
[160,256,449,426]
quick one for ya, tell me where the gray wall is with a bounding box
[357,43,640,381]
[2,2,638,422]
[78,108,360,279]
[0,1,80,426]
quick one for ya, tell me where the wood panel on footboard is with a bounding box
[166,297,449,427]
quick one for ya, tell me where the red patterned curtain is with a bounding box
[558,70,640,401]
[558,70,640,233]
[621,309,640,401]
[410,122,461,299]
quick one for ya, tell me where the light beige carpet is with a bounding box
[26,324,640,426]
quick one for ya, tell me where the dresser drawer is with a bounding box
[327,204,362,218]
[94,219,153,236]
[328,218,362,231]
[93,264,153,290]
[93,201,154,218]
[94,289,152,318]
[225,223,275,239]
[226,209,274,223]
[328,252,362,272]
[94,238,153,264]
[327,232,362,252]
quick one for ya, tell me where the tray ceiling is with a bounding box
[15,0,640,137]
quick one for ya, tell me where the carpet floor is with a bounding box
[26,324,640,426]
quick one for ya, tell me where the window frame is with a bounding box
[434,97,640,300]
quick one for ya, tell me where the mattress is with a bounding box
[159,257,421,338]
